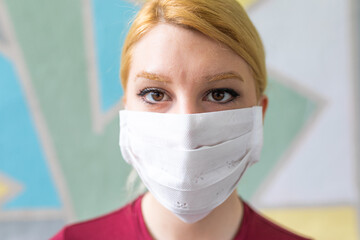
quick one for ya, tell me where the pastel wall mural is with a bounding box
[0,0,358,239]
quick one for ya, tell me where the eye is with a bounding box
[137,88,171,104]
[204,88,239,103]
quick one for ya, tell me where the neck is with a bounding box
[141,190,243,240]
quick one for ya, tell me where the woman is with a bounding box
[52,0,311,239]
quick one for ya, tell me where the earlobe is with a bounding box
[258,95,268,121]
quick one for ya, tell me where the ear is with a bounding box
[258,94,268,121]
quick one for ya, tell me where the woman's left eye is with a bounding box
[203,88,239,103]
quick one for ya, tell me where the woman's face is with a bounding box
[125,23,267,114]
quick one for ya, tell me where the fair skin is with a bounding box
[124,23,268,240]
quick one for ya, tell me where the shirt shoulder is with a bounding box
[50,195,147,240]
[235,201,312,240]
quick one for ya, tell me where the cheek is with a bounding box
[244,81,259,106]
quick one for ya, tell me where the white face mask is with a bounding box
[119,106,263,223]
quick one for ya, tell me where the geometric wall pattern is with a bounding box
[245,1,360,240]
[0,0,358,239]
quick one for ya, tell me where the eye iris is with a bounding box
[151,91,164,101]
[212,91,225,101]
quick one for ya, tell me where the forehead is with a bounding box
[129,23,253,82]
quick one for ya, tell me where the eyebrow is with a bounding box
[136,71,170,83]
[135,71,244,83]
[206,72,244,82]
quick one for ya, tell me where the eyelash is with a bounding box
[137,88,169,105]
[137,87,240,104]
[203,88,240,104]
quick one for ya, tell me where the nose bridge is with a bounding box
[180,99,200,114]
[172,91,203,114]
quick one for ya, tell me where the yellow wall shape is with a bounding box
[0,182,9,199]
[237,0,258,8]
[261,206,359,240]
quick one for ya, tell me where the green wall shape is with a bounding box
[4,0,131,221]
[238,77,318,200]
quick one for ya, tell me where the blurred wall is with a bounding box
[0,0,358,239]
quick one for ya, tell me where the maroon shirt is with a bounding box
[51,195,311,240]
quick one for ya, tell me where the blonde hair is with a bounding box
[120,0,267,97]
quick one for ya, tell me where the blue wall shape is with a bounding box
[92,0,139,111]
[0,53,61,209]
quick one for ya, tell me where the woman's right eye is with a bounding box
[137,88,171,104]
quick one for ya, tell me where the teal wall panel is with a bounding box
[0,53,60,209]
